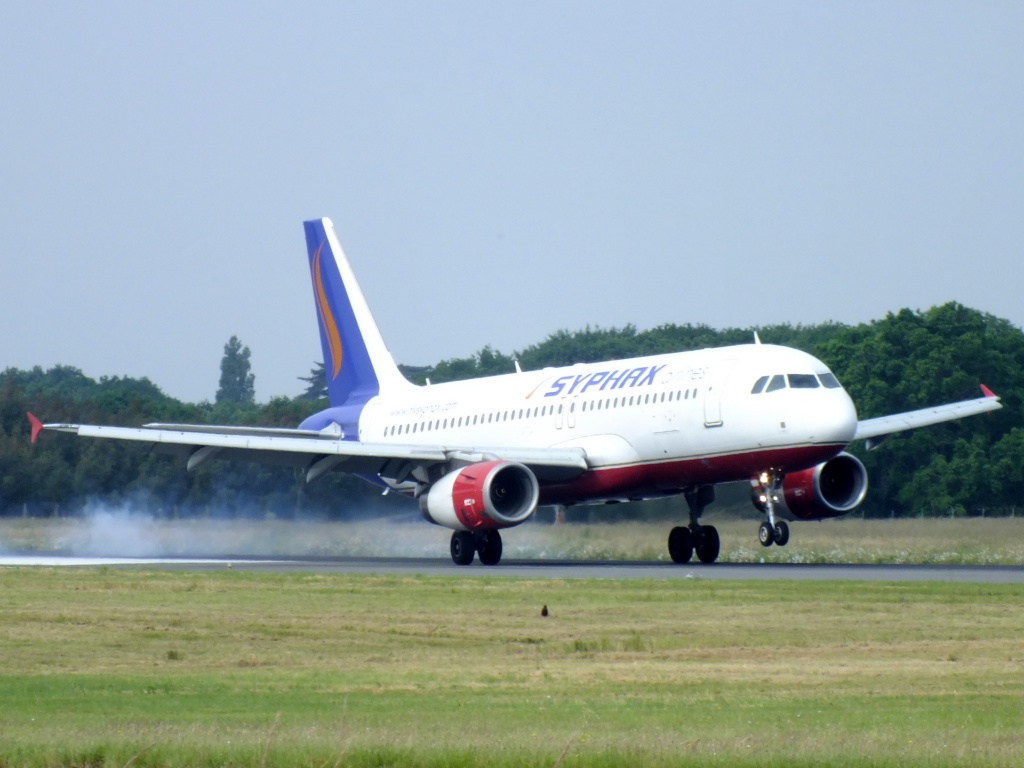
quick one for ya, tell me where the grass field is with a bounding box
[3,515,1024,565]
[0,567,1022,767]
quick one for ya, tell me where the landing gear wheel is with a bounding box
[668,526,694,564]
[758,521,775,548]
[450,531,475,565]
[694,525,720,564]
[773,521,790,547]
[476,530,503,566]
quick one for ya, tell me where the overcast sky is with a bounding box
[3,2,1021,404]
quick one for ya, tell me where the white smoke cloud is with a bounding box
[2,502,669,561]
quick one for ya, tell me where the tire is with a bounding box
[476,530,503,566]
[773,521,790,547]
[758,521,775,547]
[695,525,720,564]
[450,531,476,565]
[668,526,693,564]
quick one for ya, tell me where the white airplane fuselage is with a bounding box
[309,342,858,508]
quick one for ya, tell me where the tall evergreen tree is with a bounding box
[215,336,255,405]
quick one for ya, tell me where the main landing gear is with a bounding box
[668,484,720,564]
[450,529,503,566]
[751,471,790,548]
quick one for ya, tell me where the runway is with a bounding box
[2,553,1023,583]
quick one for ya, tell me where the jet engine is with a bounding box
[756,453,869,521]
[420,460,540,531]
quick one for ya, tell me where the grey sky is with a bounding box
[2,2,1021,404]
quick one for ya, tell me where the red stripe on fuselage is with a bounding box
[537,443,844,505]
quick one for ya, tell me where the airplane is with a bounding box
[29,217,1003,566]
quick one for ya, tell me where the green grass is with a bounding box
[3,516,1024,564]
[0,569,1022,766]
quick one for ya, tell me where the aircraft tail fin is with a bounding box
[303,218,412,406]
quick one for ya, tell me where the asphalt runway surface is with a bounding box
[2,553,1023,583]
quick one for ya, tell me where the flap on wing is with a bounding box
[43,423,449,460]
[40,422,590,474]
[142,423,338,439]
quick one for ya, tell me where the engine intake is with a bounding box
[420,461,540,531]
[771,453,869,521]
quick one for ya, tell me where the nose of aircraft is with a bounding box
[807,388,858,445]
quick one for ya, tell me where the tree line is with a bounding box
[2,302,1022,519]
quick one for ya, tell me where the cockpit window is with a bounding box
[788,373,820,389]
[751,375,769,394]
[818,372,842,389]
[765,374,786,393]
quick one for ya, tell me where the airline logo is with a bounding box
[311,242,343,380]
[541,364,667,398]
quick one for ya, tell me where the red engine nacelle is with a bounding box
[420,461,540,531]
[764,453,869,521]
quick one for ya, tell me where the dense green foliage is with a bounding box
[0,367,385,520]
[2,302,1022,518]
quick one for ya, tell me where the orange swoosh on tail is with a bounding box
[312,243,343,379]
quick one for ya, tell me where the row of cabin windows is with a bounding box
[750,372,842,395]
[383,387,702,438]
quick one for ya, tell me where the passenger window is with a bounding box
[818,372,842,389]
[765,375,786,393]
[751,375,769,394]
[788,374,820,389]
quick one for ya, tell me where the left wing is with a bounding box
[853,385,1001,449]
[31,417,590,483]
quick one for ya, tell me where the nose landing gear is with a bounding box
[751,471,790,547]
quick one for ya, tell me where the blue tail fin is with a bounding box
[303,218,411,406]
